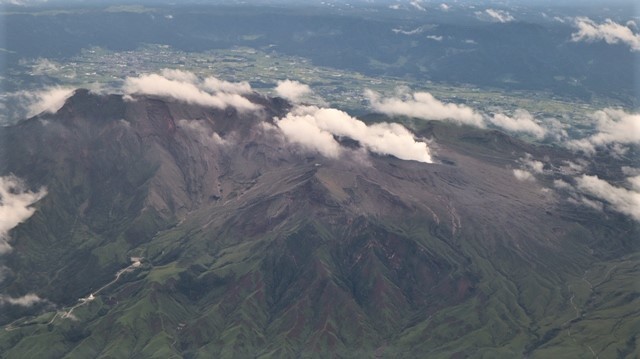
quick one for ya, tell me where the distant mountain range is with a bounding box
[0,89,637,357]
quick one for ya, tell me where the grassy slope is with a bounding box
[0,100,637,357]
[2,205,637,358]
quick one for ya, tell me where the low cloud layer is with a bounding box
[0,176,47,309]
[576,174,640,221]
[0,0,48,5]
[0,87,75,124]
[569,108,640,154]
[273,105,432,163]
[553,163,640,222]
[513,154,544,182]
[513,169,535,182]
[123,70,259,112]
[275,80,313,103]
[477,9,514,23]
[622,166,640,177]
[392,27,424,36]
[409,0,426,11]
[0,294,44,307]
[519,154,544,174]
[489,110,547,139]
[30,58,61,76]
[201,77,252,95]
[177,119,230,147]
[0,176,47,254]
[572,17,640,51]
[365,89,484,128]
[26,87,75,118]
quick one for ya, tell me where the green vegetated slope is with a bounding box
[0,91,637,358]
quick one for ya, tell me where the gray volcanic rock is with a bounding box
[0,90,637,358]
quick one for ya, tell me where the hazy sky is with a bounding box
[0,0,637,6]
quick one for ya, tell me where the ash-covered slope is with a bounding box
[0,90,637,358]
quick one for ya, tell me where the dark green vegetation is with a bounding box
[0,91,637,358]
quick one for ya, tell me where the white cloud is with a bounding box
[365,89,485,128]
[569,108,640,154]
[519,154,544,174]
[571,17,640,51]
[513,169,535,182]
[123,71,259,112]
[622,166,640,177]
[479,9,515,23]
[1,88,75,124]
[0,177,52,309]
[276,113,343,159]
[410,0,426,11]
[554,179,573,190]
[552,165,640,222]
[439,3,449,11]
[576,174,640,221]
[26,87,75,118]
[544,117,569,142]
[426,35,443,41]
[31,58,61,76]
[159,68,198,83]
[559,160,587,175]
[0,0,48,5]
[628,176,640,192]
[0,176,47,255]
[274,105,432,163]
[0,294,43,307]
[568,140,591,154]
[202,77,252,95]
[574,195,605,212]
[392,27,424,36]
[489,109,547,139]
[553,16,566,24]
[177,119,230,147]
[275,80,312,103]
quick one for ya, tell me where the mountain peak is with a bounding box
[1,90,637,358]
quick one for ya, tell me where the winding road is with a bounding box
[4,257,143,331]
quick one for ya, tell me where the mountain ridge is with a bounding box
[0,90,637,358]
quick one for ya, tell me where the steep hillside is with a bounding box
[0,90,637,358]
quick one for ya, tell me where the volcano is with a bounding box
[0,89,637,358]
